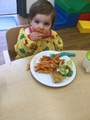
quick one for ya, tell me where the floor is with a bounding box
[57,27,90,50]
[0,14,90,65]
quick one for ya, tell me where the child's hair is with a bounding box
[28,0,56,28]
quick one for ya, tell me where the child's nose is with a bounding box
[39,24,44,29]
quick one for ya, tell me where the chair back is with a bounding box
[6,24,29,60]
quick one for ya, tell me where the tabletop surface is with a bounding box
[0,50,90,120]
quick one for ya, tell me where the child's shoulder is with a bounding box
[51,30,59,38]
[51,29,58,35]
[19,27,30,35]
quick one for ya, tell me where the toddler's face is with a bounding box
[30,14,52,37]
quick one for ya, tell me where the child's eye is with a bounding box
[34,20,39,24]
[44,22,50,26]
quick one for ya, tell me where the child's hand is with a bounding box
[30,32,44,41]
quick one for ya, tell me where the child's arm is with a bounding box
[14,28,37,59]
[53,31,63,51]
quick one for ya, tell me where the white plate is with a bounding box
[30,51,76,87]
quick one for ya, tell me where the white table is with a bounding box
[0,50,90,120]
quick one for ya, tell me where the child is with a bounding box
[14,0,63,59]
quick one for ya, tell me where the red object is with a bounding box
[78,13,90,20]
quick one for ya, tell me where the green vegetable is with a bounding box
[58,60,73,77]
[67,70,73,77]
[59,65,69,76]
[66,60,73,69]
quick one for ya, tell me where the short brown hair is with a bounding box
[28,0,56,28]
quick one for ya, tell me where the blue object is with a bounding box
[50,52,76,58]
[53,6,79,30]
[0,16,18,31]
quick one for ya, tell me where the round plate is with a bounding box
[30,51,76,87]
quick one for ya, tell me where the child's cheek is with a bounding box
[31,26,37,32]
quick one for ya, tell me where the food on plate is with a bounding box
[34,55,73,83]
[51,71,66,83]
[26,64,30,71]
[58,60,73,76]
[34,55,65,74]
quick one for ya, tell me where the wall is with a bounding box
[26,0,55,13]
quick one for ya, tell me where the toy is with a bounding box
[77,20,90,33]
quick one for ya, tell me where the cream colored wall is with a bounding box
[26,0,55,13]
